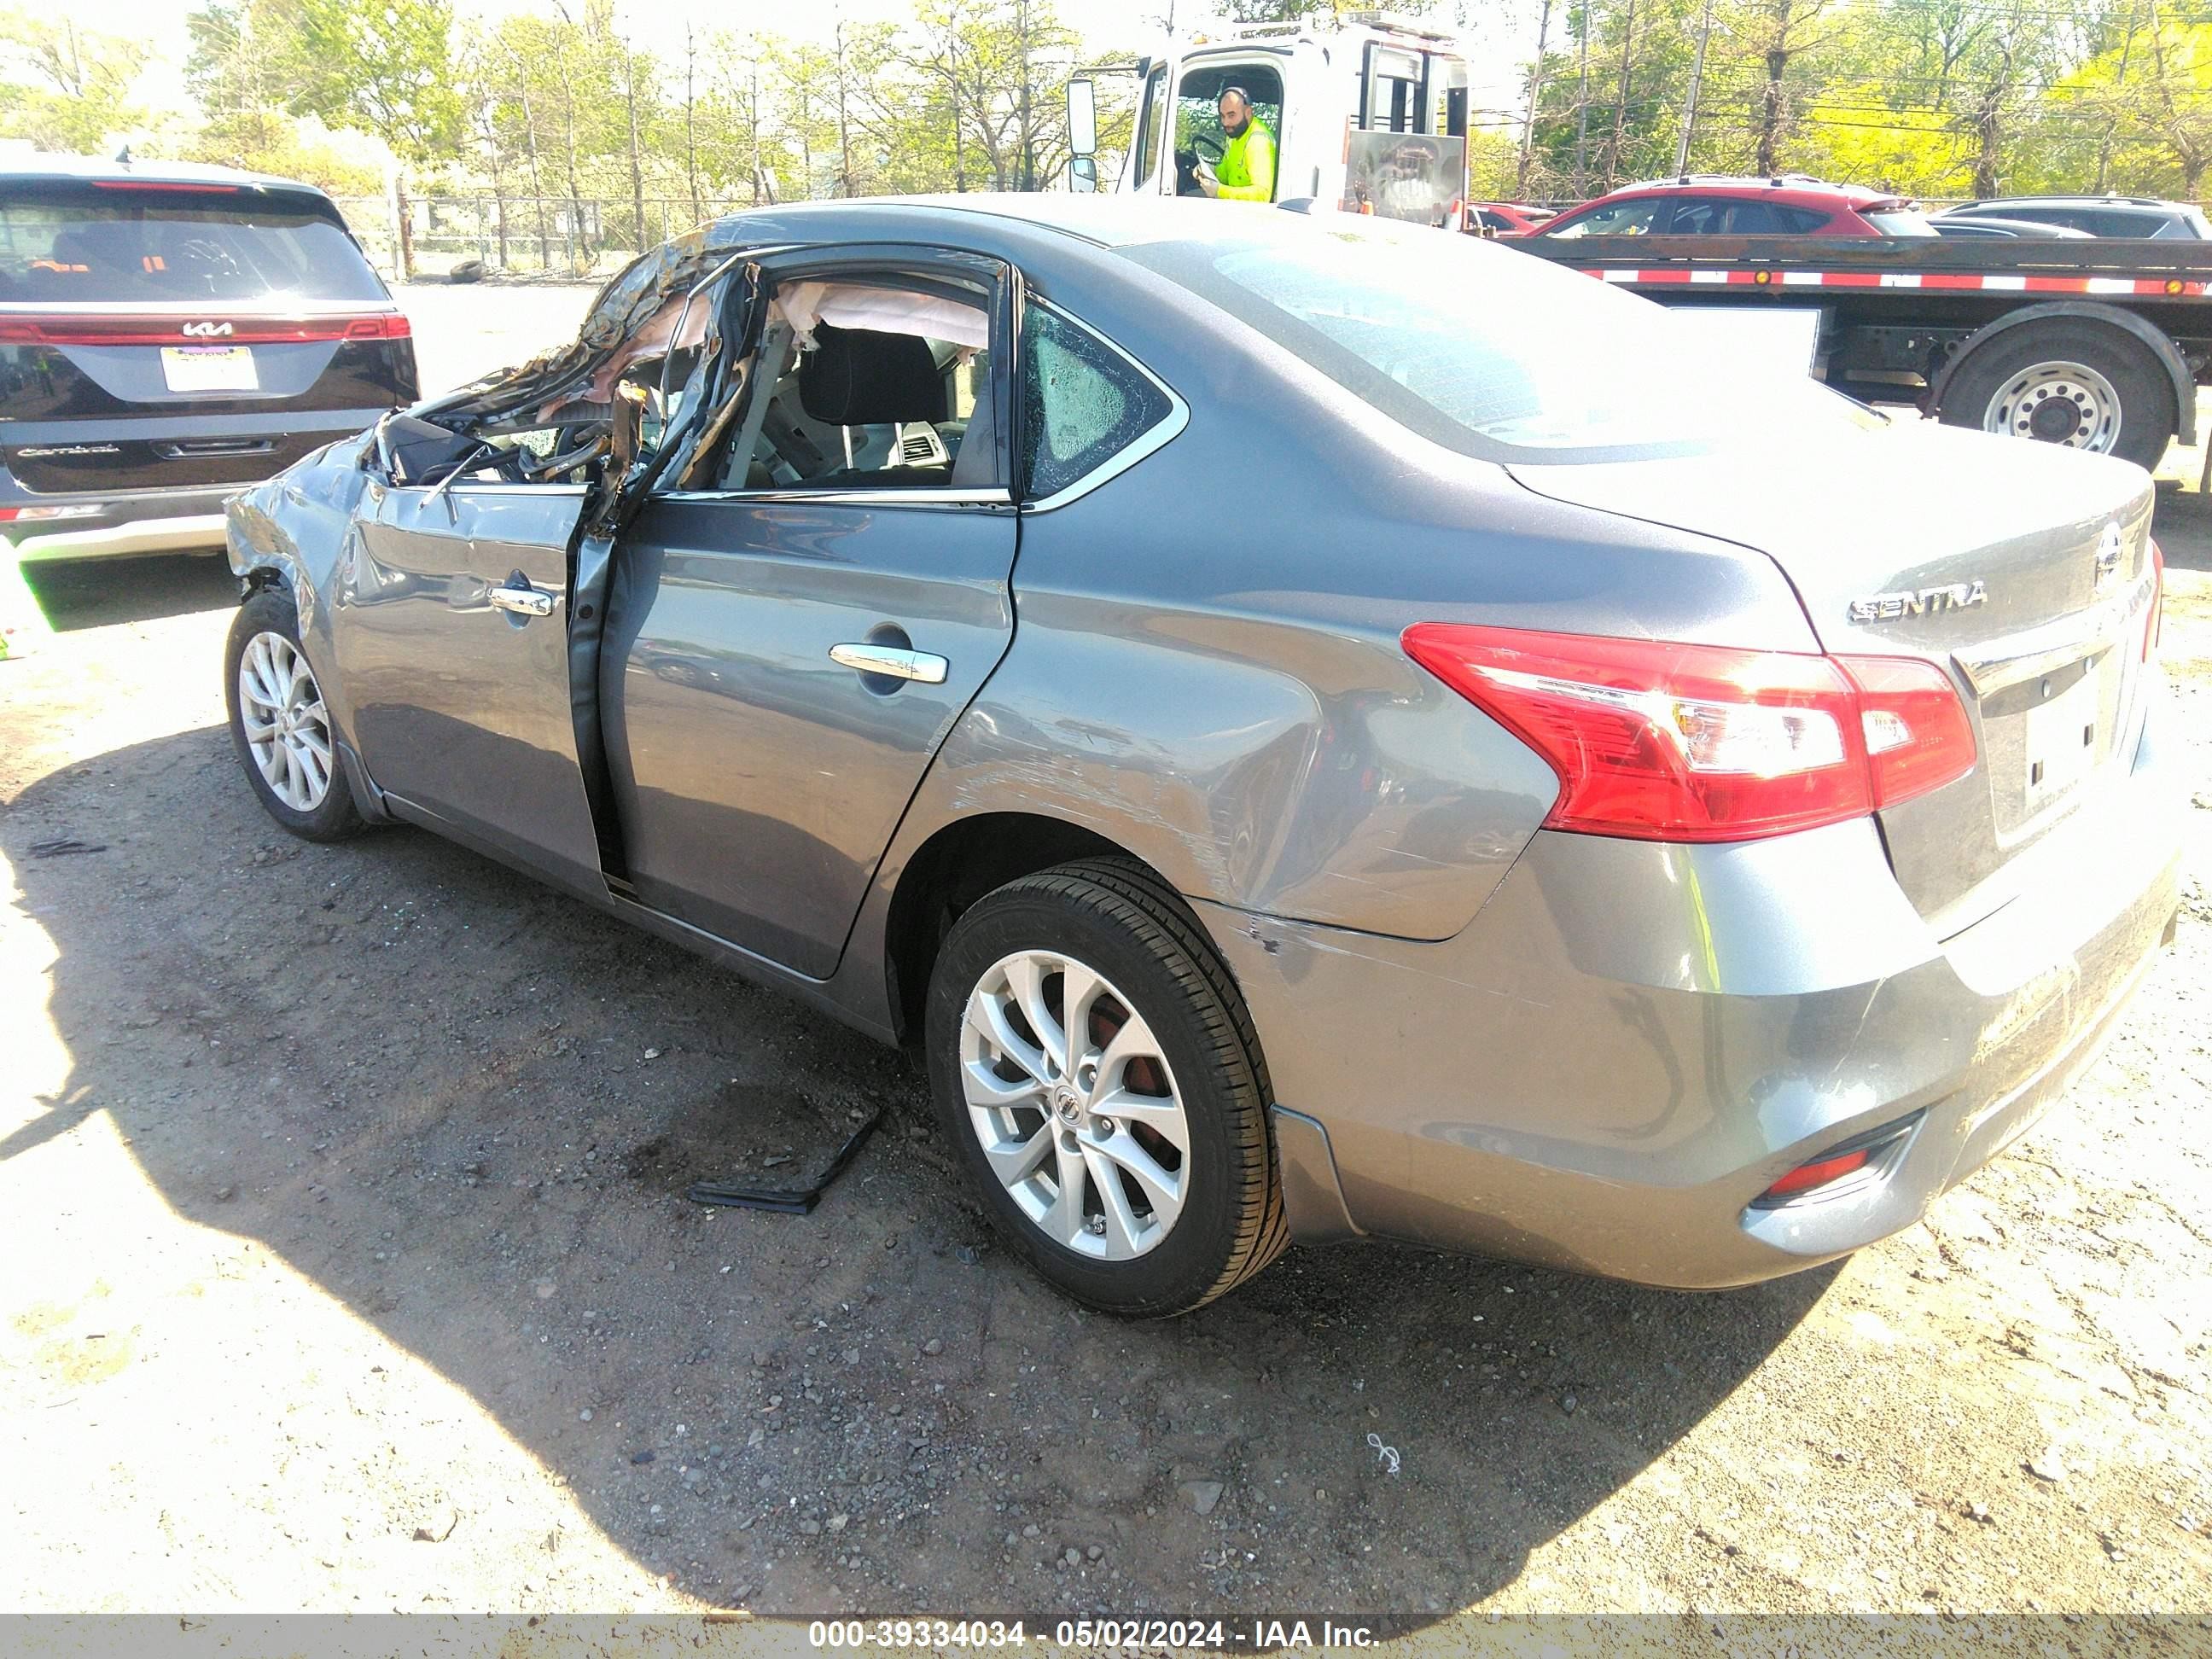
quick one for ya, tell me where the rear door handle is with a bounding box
[829,643,948,684]
[488,581,554,618]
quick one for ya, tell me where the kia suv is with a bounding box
[0,157,416,561]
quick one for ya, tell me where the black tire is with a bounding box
[224,588,366,843]
[924,858,1289,1317]
[1940,322,2177,471]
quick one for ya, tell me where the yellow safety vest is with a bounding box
[1216,118,1277,202]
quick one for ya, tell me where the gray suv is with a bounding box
[1940,195,2212,239]
[219,198,2182,1315]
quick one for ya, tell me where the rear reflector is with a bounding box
[0,311,410,346]
[1400,624,1977,841]
[1758,1147,1873,1202]
[1752,1117,1919,1206]
[0,504,102,521]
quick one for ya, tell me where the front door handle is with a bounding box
[488,581,555,619]
[829,642,948,684]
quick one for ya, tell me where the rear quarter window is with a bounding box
[1020,305,1175,501]
[0,183,388,306]
[1124,220,1873,463]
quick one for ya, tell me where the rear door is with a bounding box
[602,248,1022,977]
[0,176,415,498]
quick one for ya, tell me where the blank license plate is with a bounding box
[2023,672,2098,809]
[160,345,258,393]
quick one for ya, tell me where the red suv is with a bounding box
[1526,176,1936,239]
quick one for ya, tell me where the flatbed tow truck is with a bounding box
[1511,230,2212,469]
[1065,13,2212,470]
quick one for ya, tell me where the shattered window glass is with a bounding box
[1021,306,1173,500]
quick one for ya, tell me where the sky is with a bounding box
[93,0,1534,131]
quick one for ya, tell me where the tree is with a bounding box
[0,12,148,153]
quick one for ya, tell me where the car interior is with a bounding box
[711,278,995,492]
[396,275,998,498]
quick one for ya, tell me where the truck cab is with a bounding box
[1068,15,1473,224]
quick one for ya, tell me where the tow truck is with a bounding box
[1511,223,2212,469]
[1066,20,2212,471]
[1064,11,1475,228]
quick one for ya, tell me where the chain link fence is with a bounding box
[332,195,756,283]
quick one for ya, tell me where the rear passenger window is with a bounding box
[1020,306,1175,502]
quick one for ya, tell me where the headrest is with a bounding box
[800,323,948,427]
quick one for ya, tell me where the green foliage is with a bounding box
[181,108,387,194]
[8,0,2191,258]
[0,11,148,152]
[1522,0,2210,203]
[188,0,462,170]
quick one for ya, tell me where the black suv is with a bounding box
[1,157,416,560]
[1938,195,2212,240]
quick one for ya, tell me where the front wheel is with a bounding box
[925,859,1287,1316]
[1940,322,2177,471]
[224,588,365,842]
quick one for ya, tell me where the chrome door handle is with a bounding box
[829,643,948,684]
[488,582,554,618]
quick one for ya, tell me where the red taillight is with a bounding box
[1400,624,1977,842]
[2145,538,2165,664]
[1842,652,1980,809]
[0,312,408,346]
[344,312,412,340]
[1758,1147,1873,1201]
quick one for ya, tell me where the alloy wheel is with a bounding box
[958,948,1190,1260]
[237,631,335,812]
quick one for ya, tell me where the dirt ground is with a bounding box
[2,284,2209,1633]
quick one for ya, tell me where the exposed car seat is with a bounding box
[798,323,952,487]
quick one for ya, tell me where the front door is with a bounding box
[337,481,604,896]
[600,250,1021,978]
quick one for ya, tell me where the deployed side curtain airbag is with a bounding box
[771,280,988,350]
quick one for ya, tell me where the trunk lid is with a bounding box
[1510,421,2157,932]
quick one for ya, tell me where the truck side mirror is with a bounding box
[1068,155,1099,194]
[1066,78,1097,160]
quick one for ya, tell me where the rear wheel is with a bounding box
[1941,322,2176,471]
[924,859,1287,1316]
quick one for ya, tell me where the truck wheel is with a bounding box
[924,858,1289,1317]
[1941,323,2176,471]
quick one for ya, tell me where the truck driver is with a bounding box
[1196,86,1277,202]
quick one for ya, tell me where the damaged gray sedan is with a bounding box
[225,197,2181,1316]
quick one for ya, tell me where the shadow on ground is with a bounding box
[3,724,1831,1620]
[20,551,237,631]
[2154,484,2212,573]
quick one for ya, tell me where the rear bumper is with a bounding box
[9,509,229,561]
[0,405,389,562]
[1203,673,2183,1289]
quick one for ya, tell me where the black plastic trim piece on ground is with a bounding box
[685,1107,884,1215]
